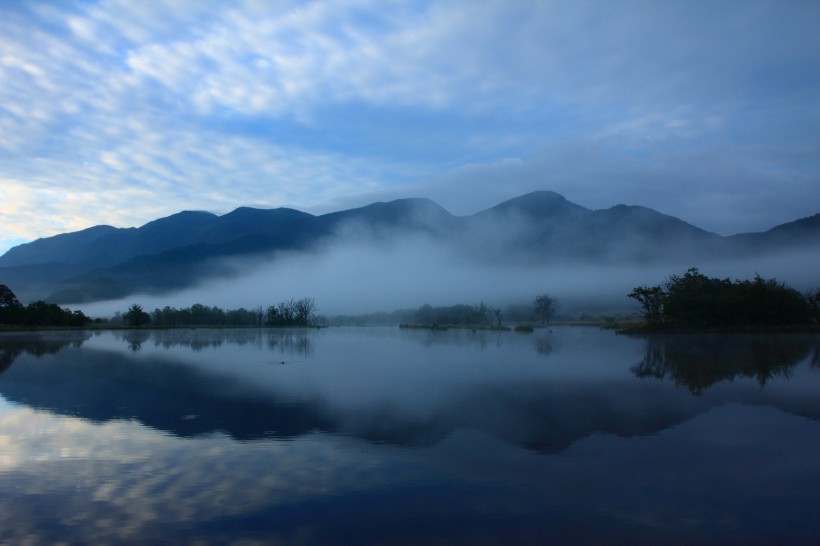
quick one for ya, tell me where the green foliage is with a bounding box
[144,299,316,327]
[0,284,24,324]
[124,304,151,327]
[411,299,554,328]
[806,289,820,324]
[0,284,90,327]
[413,303,493,326]
[627,285,665,326]
[629,268,813,329]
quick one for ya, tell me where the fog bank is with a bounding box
[77,227,820,320]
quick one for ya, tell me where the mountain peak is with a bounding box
[319,197,454,228]
[477,190,589,219]
[1,191,816,304]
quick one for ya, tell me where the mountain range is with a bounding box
[1,190,817,304]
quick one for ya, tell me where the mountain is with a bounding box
[0,191,817,303]
[0,208,316,270]
[727,213,820,252]
[461,192,722,263]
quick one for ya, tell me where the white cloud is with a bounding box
[0,0,818,254]
[0,404,395,544]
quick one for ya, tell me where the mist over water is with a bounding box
[77,223,820,319]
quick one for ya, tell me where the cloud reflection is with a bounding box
[0,405,402,545]
[2,395,820,543]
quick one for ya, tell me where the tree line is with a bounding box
[123,298,318,328]
[0,284,91,327]
[629,268,818,329]
[408,294,560,328]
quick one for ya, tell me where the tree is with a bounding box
[663,268,729,327]
[253,305,265,327]
[124,304,150,327]
[294,297,316,325]
[630,268,813,329]
[533,294,560,325]
[278,299,296,324]
[806,289,820,324]
[494,308,503,328]
[628,285,666,326]
[0,284,24,324]
[265,305,281,326]
[264,298,315,326]
[470,301,489,325]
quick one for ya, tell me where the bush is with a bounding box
[629,268,813,329]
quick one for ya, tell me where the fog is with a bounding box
[76,219,820,320]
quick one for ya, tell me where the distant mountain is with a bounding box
[0,191,817,303]
[461,192,722,263]
[727,213,820,252]
[0,208,315,270]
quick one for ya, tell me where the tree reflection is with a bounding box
[534,333,554,356]
[632,334,817,394]
[0,332,91,373]
[266,330,313,358]
[123,331,151,352]
[114,328,315,357]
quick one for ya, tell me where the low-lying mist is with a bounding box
[77,221,820,321]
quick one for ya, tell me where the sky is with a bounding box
[1,0,819,256]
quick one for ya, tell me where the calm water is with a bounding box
[0,326,819,545]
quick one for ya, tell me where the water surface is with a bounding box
[1,326,819,544]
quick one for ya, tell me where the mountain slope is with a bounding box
[459,192,721,264]
[727,213,820,252]
[0,191,816,304]
[0,225,123,268]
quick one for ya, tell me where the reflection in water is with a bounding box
[116,327,315,357]
[122,330,150,351]
[535,332,554,355]
[0,351,333,441]
[0,331,90,372]
[1,328,818,452]
[2,327,820,543]
[632,334,818,394]
[1,402,819,545]
[0,328,626,449]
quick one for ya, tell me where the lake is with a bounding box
[1,326,819,544]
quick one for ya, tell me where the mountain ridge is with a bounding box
[1,191,817,303]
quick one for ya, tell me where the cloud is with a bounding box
[74,208,820,324]
[0,404,396,544]
[0,1,818,254]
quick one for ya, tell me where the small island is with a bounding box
[625,268,819,333]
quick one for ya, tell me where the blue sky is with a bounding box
[1,0,819,255]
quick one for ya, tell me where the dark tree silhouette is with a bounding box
[0,284,24,324]
[533,294,560,325]
[125,304,151,327]
[494,308,503,328]
[807,289,820,324]
[628,285,665,326]
[629,268,813,329]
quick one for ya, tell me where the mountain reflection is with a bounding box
[0,347,334,440]
[2,328,820,455]
[632,334,819,394]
